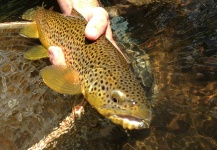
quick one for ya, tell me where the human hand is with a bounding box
[49,0,119,65]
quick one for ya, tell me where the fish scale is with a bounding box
[20,7,152,130]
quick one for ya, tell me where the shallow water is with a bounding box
[0,0,217,149]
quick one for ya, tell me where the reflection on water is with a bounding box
[0,0,217,149]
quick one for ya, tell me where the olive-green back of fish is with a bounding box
[20,7,152,130]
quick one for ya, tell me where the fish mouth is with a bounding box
[107,114,151,130]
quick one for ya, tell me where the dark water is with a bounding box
[0,0,217,149]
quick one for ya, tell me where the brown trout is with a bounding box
[20,7,152,130]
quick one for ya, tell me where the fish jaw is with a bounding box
[108,114,151,130]
[97,106,152,130]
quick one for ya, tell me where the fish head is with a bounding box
[84,68,152,130]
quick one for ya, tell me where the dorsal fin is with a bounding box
[49,6,54,11]
[70,8,84,18]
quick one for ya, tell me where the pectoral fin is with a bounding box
[24,45,49,60]
[41,66,81,95]
[19,22,39,38]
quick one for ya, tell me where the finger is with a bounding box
[84,7,109,40]
[57,0,73,15]
[48,46,66,65]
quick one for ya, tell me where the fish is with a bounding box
[19,7,152,130]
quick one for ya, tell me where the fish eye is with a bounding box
[111,90,125,103]
[112,97,118,103]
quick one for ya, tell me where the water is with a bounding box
[0,0,217,149]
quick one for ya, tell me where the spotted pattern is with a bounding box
[33,8,151,129]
